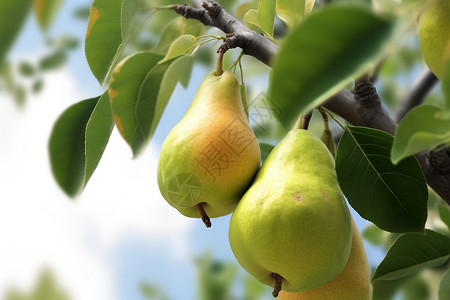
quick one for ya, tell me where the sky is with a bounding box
[0,1,386,300]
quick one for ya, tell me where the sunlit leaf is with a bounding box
[159,34,197,63]
[391,104,450,164]
[109,52,162,154]
[336,126,428,233]
[136,56,193,153]
[0,0,32,62]
[109,52,192,156]
[439,269,450,300]
[49,94,113,197]
[85,0,139,85]
[258,0,276,37]
[49,97,99,197]
[34,0,63,31]
[152,16,187,55]
[305,0,315,14]
[276,0,305,29]
[84,93,114,184]
[235,0,258,19]
[268,4,395,129]
[244,9,263,33]
[372,230,450,280]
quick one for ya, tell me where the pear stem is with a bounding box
[196,203,211,228]
[271,273,283,297]
[216,50,224,76]
[301,110,313,130]
[292,114,303,130]
[318,107,330,131]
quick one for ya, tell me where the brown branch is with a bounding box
[174,2,278,65]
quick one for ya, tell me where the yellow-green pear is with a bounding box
[157,71,260,226]
[418,0,450,79]
[229,129,352,294]
[278,218,372,300]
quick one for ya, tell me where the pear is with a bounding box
[157,71,261,226]
[418,0,450,79]
[278,218,372,300]
[228,129,352,294]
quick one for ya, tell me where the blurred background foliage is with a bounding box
[1,0,449,299]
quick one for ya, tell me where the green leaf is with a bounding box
[109,52,162,154]
[39,50,67,71]
[85,0,122,84]
[258,0,276,37]
[159,34,197,63]
[244,273,269,300]
[439,269,450,300]
[179,55,194,88]
[85,0,139,85]
[137,56,194,153]
[84,93,114,184]
[235,0,259,19]
[140,283,170,300]
[268,4,395,129]
[49,94,113,197]
[241,82,249,118]
[438,204,450,232]
[336,126,428,233]
[401,275,430,300]
[73,6,90,19]
[120,0,137,41]
[34,0,63,31]
[276,0,305,29]
[19,61,35,76]
[0,0,32,62]
[362,224,387,246]
[196,253,237,300]
[305,0,315,14]
[259,143,275,163]
[391,104,450,164]
[244,9,263,33]
[32,79,43,93]
[152,17,187,55]
[442,60,450,110]
[110,52,192,156]
[49,98,99,197]
[372,230,450,280]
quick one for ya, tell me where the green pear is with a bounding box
[157,71,261,226]
[278,218,372,300]
[228,129,352,294]
[418,0,450,79]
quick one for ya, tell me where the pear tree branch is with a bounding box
[174,1,450,204]
[173,1,278,65]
